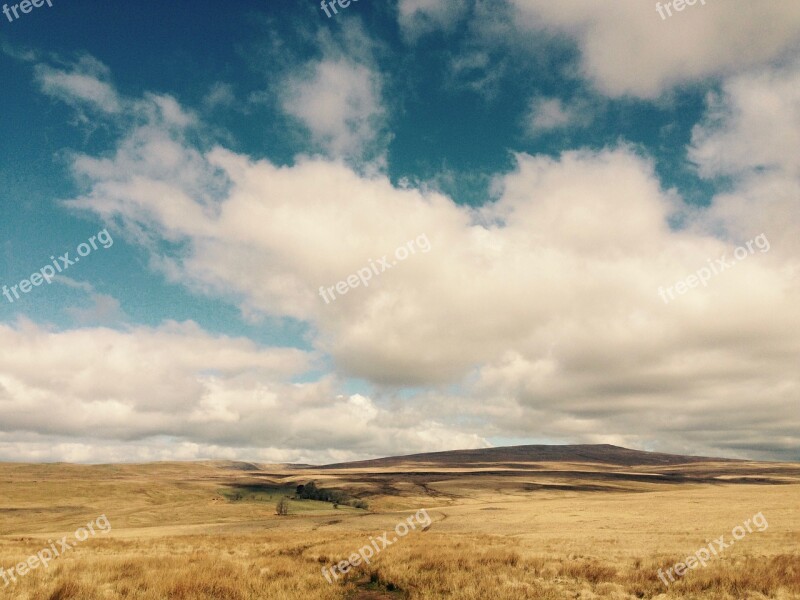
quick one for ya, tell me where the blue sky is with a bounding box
[1,0,798,463]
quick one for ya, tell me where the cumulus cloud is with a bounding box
[416,0,800,98]
[690,61,800,258]
[58,82,800,458]
[515,0,800,97]
[275,22,388,163]
[0,320,486,463]
[12,51,800,461]
[281,59,385,160]
[690,62,800,178]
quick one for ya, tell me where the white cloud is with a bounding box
[445,0,800,98]
[690,62,800,178]
[525,97,591,134]
[35,55,122,114]
[64,293,126,326]
[281,58,385,160]
[0,320,486,463]
[398,0,470,41]
[60,100,800,467]
[445,49,511,99]
[203,82,236,111]
[77,138,799,458]
[272,23,389,163]
[18,53,800,461]
[689,61,800,268]
[56,278,128,325]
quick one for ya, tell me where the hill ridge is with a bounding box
[317,443,742,469]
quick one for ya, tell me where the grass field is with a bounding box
[0,447,798,599]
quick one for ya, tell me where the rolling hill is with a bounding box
[316,443,742,469]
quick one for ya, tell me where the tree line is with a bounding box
[276,481,369,515]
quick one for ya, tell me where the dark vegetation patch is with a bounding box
[222,481,369,509]
[346,573,407,599]
[296,481,369,509]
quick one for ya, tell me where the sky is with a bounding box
[0,0,798,464]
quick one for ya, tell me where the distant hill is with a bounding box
[318,444,741,469]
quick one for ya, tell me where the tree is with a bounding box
[300,481,318,499]
[276,497,290,516]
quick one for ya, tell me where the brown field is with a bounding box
[0,445,798,599]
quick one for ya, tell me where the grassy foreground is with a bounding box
[0,459,798,599]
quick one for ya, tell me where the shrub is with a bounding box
[275,497,290,516]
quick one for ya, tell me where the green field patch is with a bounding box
[218,483,365,513]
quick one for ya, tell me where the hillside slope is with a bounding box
[318,443,741,469]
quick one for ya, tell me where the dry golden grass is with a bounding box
[0,460,798,599]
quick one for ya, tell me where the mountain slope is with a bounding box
[318,444,741,469]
